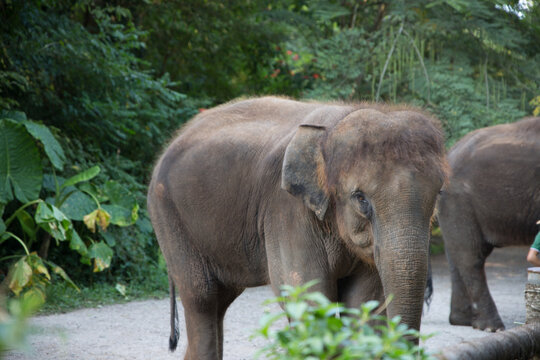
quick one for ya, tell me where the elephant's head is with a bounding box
[282,107,447,331]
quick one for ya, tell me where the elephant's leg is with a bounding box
[216,288,244,359]
[447,260,473,326]
[338,266,388,335]
[338,264,385,309]
[181,294,220,360]
[456,248,503,331]
[175,269,237,360]
[443,223,503,331]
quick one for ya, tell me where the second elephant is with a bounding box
[438,116,540,331]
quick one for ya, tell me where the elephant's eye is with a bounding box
[351,191,372,220]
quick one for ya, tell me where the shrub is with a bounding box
[255,281,434,360]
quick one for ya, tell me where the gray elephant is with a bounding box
[147,97,447,360]
[438,116,540,332]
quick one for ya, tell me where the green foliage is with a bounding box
[0,0,538,317]
[0,110,140,305]
[255,281,434,359]
[0,291,43,354]
[0,0,192,305]
[283,0,539,143]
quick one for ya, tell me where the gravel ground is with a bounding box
[4,246,530,360]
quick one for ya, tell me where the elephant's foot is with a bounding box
[471,316,505,332]
[449,310,472,326]
[450,308,505,331]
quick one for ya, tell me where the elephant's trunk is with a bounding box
[373,221,430,333]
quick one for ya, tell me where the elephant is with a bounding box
[437,116,540,332]
[147,96,447,359]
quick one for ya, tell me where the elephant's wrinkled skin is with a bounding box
[438,117,540,332]
[147,97,447,359]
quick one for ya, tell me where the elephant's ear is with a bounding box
[282,124,329,221]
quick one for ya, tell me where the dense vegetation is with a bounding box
[0,0,539,350]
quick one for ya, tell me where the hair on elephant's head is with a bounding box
[282,107,447,329]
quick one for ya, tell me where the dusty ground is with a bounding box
[5,246,531,359]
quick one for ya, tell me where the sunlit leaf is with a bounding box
[101,204,136,227]
[285,302,308,320]
[83,208,111,233]
[115,283,126,296]
[88,241,113,272]
[8,257,32,296]
[27,254,51,281]
[50,263,80,291]
[21,287,46,308]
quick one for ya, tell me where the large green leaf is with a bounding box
[0,119,42,203]
[61,166,100,190]
[102,181,138,226]
[16,210,37,241]
[88,241,113,272]
[8,257,32,296]
[101,204,138,227]
[22,121,66,171]
[68,228,88,257]
[0,217,5,235]
[34,202,72,242]
[0,110,27,122]
[59,189,97,221]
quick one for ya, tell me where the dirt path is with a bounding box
[5,246,531,359]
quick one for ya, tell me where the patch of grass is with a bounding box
[40,266,169,314]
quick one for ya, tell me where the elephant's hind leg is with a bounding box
[181,283,243,360]
[216,287,244,359]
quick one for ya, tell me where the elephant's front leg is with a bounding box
[445,238,504,331]
[263,201,339,302]
[447,259,473,326]
[338,263,385,311]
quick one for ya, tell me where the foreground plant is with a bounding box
[255,281,434,360]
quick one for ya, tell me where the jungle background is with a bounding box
[0,0,539,349]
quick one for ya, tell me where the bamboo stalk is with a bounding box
[403,29,431,103]
[484,56,489,110]
[375,22,404,102]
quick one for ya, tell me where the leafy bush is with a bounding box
[0,109,141,302]
[0,0,194,299]
[255,281,434,360]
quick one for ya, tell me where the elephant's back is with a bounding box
[444,117,540,245]
[147,97,335,286]
[448,117,540,169]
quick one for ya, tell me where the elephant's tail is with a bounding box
[424,251,433,309]
[169,277,179,352]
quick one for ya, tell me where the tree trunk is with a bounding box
[436,324,540,360]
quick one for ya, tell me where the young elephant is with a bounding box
[438,117,540,332]
[147,97,447,360]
